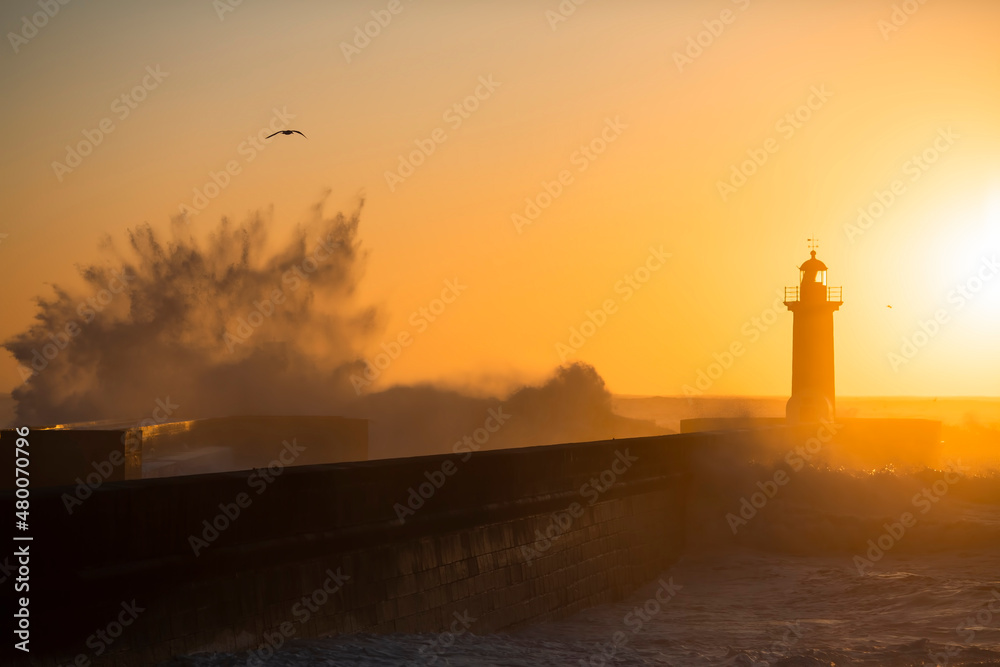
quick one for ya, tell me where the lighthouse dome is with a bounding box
[799,250,827,272]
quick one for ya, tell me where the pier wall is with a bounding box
[2,421,930,665]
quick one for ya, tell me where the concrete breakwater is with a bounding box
[2,422,930,665]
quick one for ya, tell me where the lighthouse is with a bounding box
[784,242,842,423]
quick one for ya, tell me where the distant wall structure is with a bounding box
[1,416,368,489]
[680,417,942,469]
[0,428,140,490]
[139,415,369,478]
[679,418,786,433]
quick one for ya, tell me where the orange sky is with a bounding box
[1,0,999,398]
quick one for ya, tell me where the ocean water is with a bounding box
[171,458,1000,667]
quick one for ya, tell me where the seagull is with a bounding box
[266,130,307,139]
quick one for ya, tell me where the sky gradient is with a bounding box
[2,0,999,399]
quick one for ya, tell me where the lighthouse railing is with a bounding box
[783,286,843,302]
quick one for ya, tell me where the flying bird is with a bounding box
[266,130,307,139]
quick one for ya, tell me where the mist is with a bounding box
[359,363,665,459]
[3,197,664,457]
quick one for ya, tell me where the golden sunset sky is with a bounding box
[1,0,998,399]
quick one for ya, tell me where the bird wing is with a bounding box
[292,130,307,138]
[265,131,281,139]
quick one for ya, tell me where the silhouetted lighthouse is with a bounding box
[784,243,842,422]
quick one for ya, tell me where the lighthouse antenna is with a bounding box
[807,237,820,252]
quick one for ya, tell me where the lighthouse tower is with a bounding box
[784,242,842,423]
